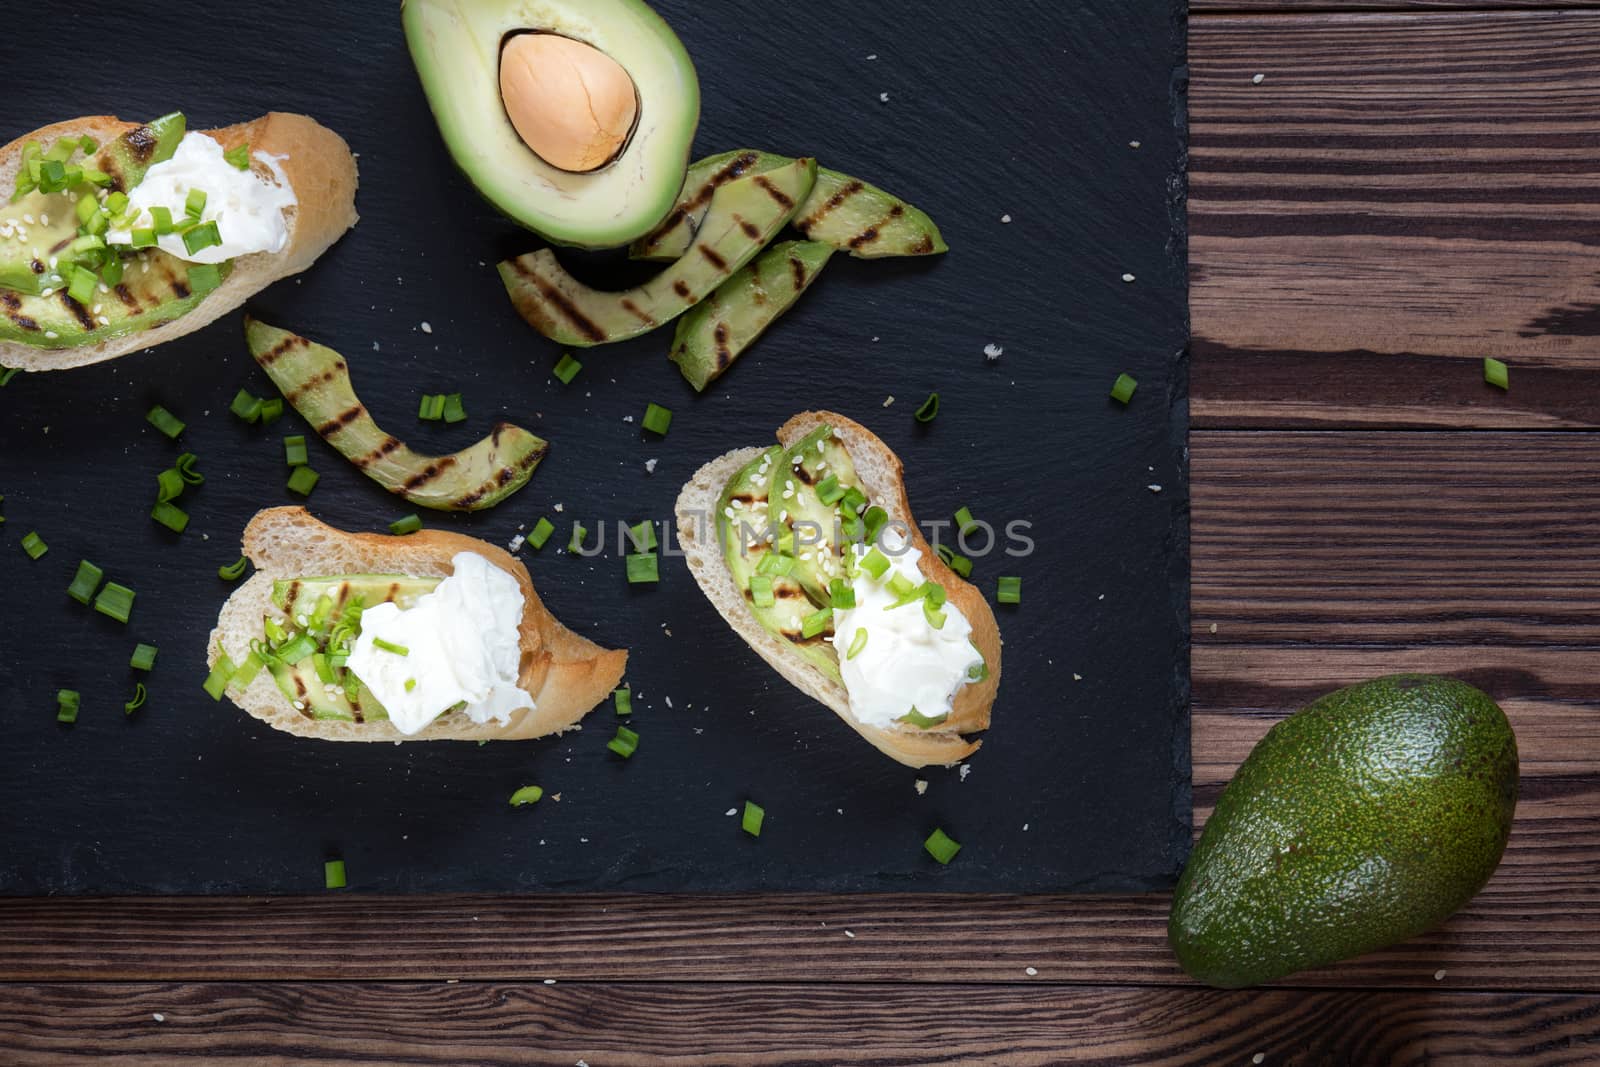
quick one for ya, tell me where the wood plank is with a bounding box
[2,983,1597,1065]
[1197,2,1600,10]
[1192,431,1600,645]
[1190,12,1600,428]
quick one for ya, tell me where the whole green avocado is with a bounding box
[1169,674,1518,988]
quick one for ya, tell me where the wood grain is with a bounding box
[1198,2,1600,10]
[1190,11,1600,428]
[2,983,1598,1066]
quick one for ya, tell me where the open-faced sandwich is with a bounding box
[207,508,627,742]
[676,412,1002,768]
[0,111,357,371]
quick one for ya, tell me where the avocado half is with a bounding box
[402,0,700,249]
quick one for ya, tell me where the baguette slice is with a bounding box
[208,507,626,742]
[675,412,1003,768]
[0,112,358,372]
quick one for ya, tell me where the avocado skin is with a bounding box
[1169,673,1518,988]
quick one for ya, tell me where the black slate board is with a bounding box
[0,0,1189,894]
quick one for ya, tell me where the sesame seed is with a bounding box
[1252,73,1265,84]
[1129,140,1142,148]
[878,92,889,103]
[1121,273,1136,283]
[97,316,110,326]
[39,213,48,226]
[44,330,58,339]
[420,321,433,333]
[39,288,53,298]
[22,214,34,225]
[1000,214,1012,223]
[1025,967,1038,976]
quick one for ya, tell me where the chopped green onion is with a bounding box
[801,607,833,639]
[886,573,917,602]
[863,506,889,544]
[218,556,250,581]
[184,187,207,220]
[146,405,185,439]
[130,227,157,249]
[156,467,185,502]
[567,522,587,553]
[324,859,347,890]
[404,678,416,693]
[203,653,236,701]
[750,574,775,608]
[224,143,251,170]
[130,643,158,671]
[418,394,446,421]
[151,500,189,533]
[816,474,846,506]
[67,559,104,604]
[104,190,128,216]
[627,519,658,553]
[742,801,765,837]
[258,398,284,426]
[441,393,468,424]
[75,192,100,225]
[756,552,794,577]
[528,516,555,550]
[0,368,21,387]
[1110,373,1138,405]
[56,689,80,724]
[100,256,125,288]
[859,548,890,580]
[613,686,632,716]
[954,506,979,537]
[312,652,337,685]
[181,220,221,255]
[901,707,949,730]
[66,264,97,305]
[923,600,948,629]
[846,629,868,660]
[389,514,423,536]
[936,543,973,579]
[173,451,203,483]
[21,531,48,560]
[149,206,177,234]
[1484,357,1509,390]
[642,402,673,436]
[913,392,941,423]
[968,658,989,683]
[82,168,113,189]
[553,353,583,384]
[924,828,962,865]
[607,725,640,759]
[94,582,135,624]
[124,682,147,716]
[828,578,855,610]
[286,466,320,497]
[509,785,544,807]
[372,637,410,657]
[79,135,99,153]
[231,652,265,688]
[997,576,1022,604]
[626,553,660,584]
[70,233,105,255]
[924,583,947,609]
[840,486,868,515]
[186,262,223,293]
[284,435,308,467]
[276,634,317,665]
[230,388,263,423]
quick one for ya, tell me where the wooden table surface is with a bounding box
[6,3,1600,1063]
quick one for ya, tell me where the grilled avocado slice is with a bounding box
[245,318,549,512]
[765,424,859,608]
[631,149,948,261]
[669,239,834,391]
[497,157,817,348]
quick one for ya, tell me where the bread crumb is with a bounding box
[958,764,971,782]
[645,458,658,474]
[1000,214,1012,224]
[1253,1056,1265,1065]
[914,779,928,795]
[1025,966,1037,976]
[984,343,1004,361]
[1209,623,1218,634]
[1129,140,1142,148]
[1434,969,1446,981]
[878,92,890,103]
[883,396,895,407]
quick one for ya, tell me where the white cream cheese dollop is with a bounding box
[346,552,534,736]
[107,132,296,263]
[830,534,985,729]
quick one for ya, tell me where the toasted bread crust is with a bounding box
[208,508,627,742]
[676,412,1002,768]
[0,112,358,372]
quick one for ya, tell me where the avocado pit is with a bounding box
[499,33,639,174]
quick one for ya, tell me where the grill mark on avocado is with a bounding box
[753,175,796,210]
[255,334,307,366]
[47,236,72,255]
[0,291,19,312]
[451,434,550,506]
[58,291,95,331]
[511,261,608,344]
[402,456,458,492]
[800,180,863,230]
[790,255,808,290]
[737,217,761,240]
[698,245,729,272]
[847,226,882,251]
[170,278,190,300]
[113,283,141,311]
[713,323,733,369]
[317,405,366,436]
[99,154,127,194]
[672,280,692,299]
[621,298,655,326]
[358,437,404,467]
[912,235,937,255]
[124,124,158,164]
[792,464,819,486]
[287,362,346,403]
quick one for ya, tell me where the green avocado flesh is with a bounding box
[718,425,867,686]
[245,318,549,512]
[670,239,833,391]
[264,574,442,723]
[0,113,232,350]
[403,0,700,249]
[632,149,948,261]
[499,157,817,347]
[1169,674,1518,988]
